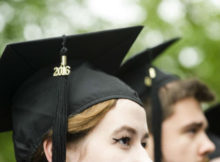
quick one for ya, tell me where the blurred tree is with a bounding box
[0,0,220,161]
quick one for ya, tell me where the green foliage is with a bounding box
[0,0,220,161]
[0,132,15,162]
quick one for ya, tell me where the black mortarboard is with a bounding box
[0,26,143,162]
[118,38,180,100]
[117,38,180,162]
[205,103,220,159]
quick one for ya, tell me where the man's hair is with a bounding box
[144,79,215,133]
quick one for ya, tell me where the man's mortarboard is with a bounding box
[205,103,220,159]
[0,26,143,162]
[117,38,180,162]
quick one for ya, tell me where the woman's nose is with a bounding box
[135,146,153,162]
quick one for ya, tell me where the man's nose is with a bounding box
[198,133,216,156]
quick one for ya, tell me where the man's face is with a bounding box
[147,97,215,162]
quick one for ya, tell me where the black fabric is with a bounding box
[52,35,68,162]
[0,25,143,132]
[118,38,180,99]
[0,26,143,162]
[205,103,220,136]
[12,63,142,161]
[151,86,162,162]
[52,76,68,162]
[118,38,180,75]
[208,133,220,159]
[205,104,220,159]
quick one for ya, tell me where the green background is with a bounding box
[0,0,219,161]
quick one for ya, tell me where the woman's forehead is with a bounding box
[97,99,148,133]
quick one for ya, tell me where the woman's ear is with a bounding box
[43,139,53,162]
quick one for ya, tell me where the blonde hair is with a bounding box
[32,99,117,162]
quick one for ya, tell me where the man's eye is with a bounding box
[188,128,198,134]
[113,137,131,146]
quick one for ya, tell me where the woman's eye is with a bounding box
[113,137,131,146]
[141,142,147,148]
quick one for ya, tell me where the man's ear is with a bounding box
[43,139,52,162]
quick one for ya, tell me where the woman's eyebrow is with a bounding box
[112,125,149,138]
[113,125,136,135]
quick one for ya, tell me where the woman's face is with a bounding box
[66,99,152,162]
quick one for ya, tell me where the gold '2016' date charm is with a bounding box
[53,55,71,76]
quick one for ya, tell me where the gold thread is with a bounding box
[61,55,67,66]
[144,76,152,86]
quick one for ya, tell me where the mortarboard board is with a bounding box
[117,38,180,162]
[0,26,143,162]
[205,103,220,159]
[118,38,180,100]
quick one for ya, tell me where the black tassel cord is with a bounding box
[52,36,69,162]
[151,85,162,162]
[52,76,68,162]
[148,50,162,162]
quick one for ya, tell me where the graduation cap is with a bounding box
[205,103,220,159]
[117,38,180,162]
[0,26,143,162]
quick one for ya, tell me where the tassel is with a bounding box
[52,76,68,162]
[52,35,70,162]
[151,85,162,162]
[146,65,162,162]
